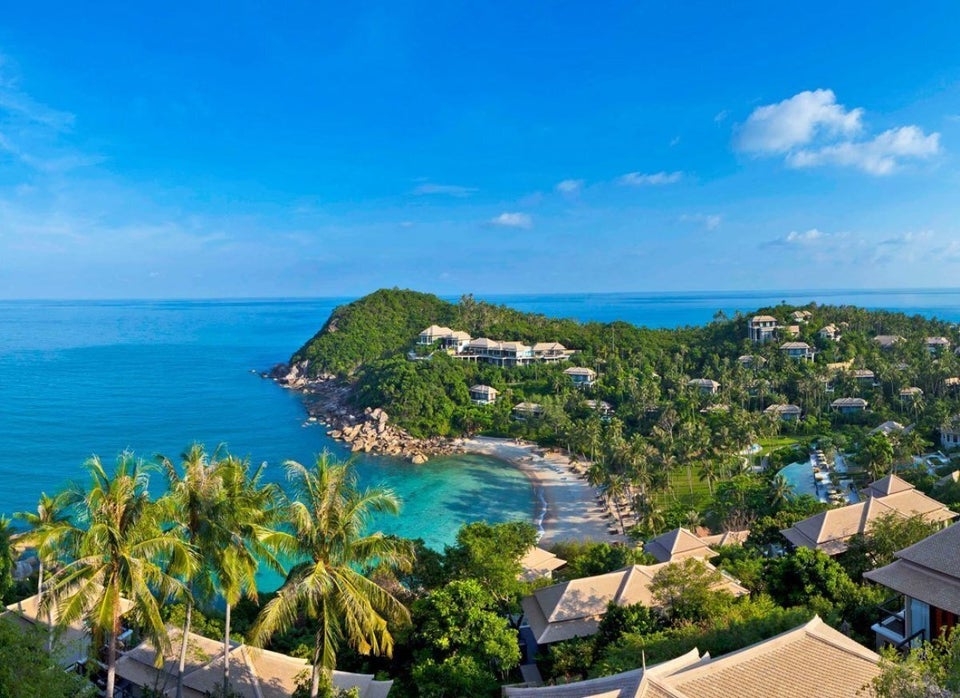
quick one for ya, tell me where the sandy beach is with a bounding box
[457,436,626,546]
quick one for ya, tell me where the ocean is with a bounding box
[3,289,960,583]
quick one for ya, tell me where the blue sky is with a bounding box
[1,2,959,298]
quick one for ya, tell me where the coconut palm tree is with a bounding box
[215,455,286,694]
[249,453,412,698]
[15,491,76,650]
[48,452,195,698]
[158,444,226,698]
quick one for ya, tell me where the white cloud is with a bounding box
[556,179,584,194]
[490,212,532,228]
[736,89,940,175]
[680,213,722,231]
[413,183,478,197]
[784,229,825,244]
[738,89,862,153]
[618,171,683,186]
[787,126,941,175]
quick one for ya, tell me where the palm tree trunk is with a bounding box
[38,562,54,652]
[222,602,231,694]
[105,627,118,698]
[310,623,326,698]
[176,600,193,698]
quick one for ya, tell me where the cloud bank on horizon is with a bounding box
[0,3,958,298]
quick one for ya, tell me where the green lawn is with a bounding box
[757,437,801,456]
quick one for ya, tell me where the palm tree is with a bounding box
[0,517,13,604]
[249,453,412,698]
[158,444,226,698]
[48,452,195,698]
[215,455,286,694]
[15,491,76,650]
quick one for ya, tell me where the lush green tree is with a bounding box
[841,513,939,581]
[871,628,960,697]
[858,432,895,480]
[649,557,734,623]
[48,452,195,698]
[765,547,855,609]
[411,654,498,698]
[407,579,520,696]
[0,616,96,697]
[550,541,651,580]
[593,602,662,654]
[249,454,412,698]
[442,521,538,607]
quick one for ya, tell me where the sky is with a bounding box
[1,2,959,299]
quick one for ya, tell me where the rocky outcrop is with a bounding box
[266,361,460,463]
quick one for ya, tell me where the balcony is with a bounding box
[871,597,925,652]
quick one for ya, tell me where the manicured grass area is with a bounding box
[757,437,801,456]
[650,467,713,508]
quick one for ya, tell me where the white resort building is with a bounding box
[469,384,499,405]
[563,366,596,387]
[417,326,576,367]
[748,315,778,344]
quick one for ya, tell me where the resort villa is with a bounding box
[563,366,596,387]
[513,402,544,420]
[503,617,880,697]
[792,310,812,323]
[469,384,499,405]
[642,527,719,563]
[764,403,802,421]
[926,336,951,354]
[866,521,960,651]
[780,341,815,361]
[748,315,778,344]
[940,416,960,450]
[417,326,575,366]
[737,354,765,369]
[852,369,877,386]
[874,335,905,350]
[819,324,840,341]
[780,475,956,556]
[519,546,568,583]
[899,387,923,403]
[831,397,869,414]
[520,563,747,646]
[688,378,720,395]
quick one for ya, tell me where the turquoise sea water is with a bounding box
[3,289,960,571]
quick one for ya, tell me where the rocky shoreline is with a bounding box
[266,360,460,463]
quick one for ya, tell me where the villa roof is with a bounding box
[504,617,879,697]
[520,546,568,582]
[831,397,868,409]
[533,341,567,352]
[115,628,392,698]
[852,369,875,379]
[861,474,915,498]
[865,523,960,617]
[447,330,471,340]
[564,366,597,377]
[737,354,766,365]
[700,529,751,547]
[468,337,501,349]
[927,336,951,345]
[764,404,801,416]
[522,563,747,645]
[945,377,960,387]
[420,324,452,336]
[513,402,543,412]
[657,616,880,698]
[751,315,777,323]
[469,384,498,395]
[500,341,532,351]
[642,528,716,563]
[688,378,720,388]
[781,485,956,555]
[900,386,923,396]
[819,323,838,334]
[780,341,811,350]
[873,334,904,348]
[585,399,613,412]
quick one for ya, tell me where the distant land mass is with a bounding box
[271,288,960,465]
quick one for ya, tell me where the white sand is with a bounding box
[457,436,626,545]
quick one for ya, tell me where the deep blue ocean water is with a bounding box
[3,289,960,586]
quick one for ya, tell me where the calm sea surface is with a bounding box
[3,289,960,582]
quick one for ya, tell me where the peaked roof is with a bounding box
[114,627,393,698]
[700,529,751,547]
[503,617,879,697]
[751,315,777,323]
[866,522,960,617]
[861,473,914,498]
[520,546,568,582]
[522,563,747,645]
[643,528,716,563]
[781,485,956,555]
[564,366,597,376]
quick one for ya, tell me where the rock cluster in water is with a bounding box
[266,360,459,463]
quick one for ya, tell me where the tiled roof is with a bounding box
[520,546,567,582]
[643,528,715,563]
[861,474,914,498]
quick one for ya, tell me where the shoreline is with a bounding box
[456,436,627,546]
[269,364,627,546]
